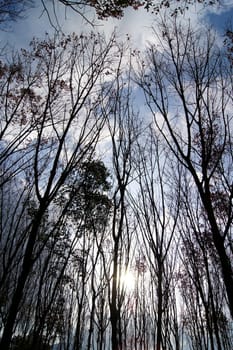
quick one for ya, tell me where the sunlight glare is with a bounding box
[120,270,135,292]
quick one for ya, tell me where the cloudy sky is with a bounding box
[1,0,233,51]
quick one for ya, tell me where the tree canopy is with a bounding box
[0,0,221,29]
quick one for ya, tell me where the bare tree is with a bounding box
[177,175,232,349]
[136,19,233,319]
[130,126,180,350]
[0,30,117,350]
[99,43,140,350]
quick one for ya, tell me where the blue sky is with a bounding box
[1,0,233,51]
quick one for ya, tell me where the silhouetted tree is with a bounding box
[136,18,233,319]
[0,31,117,350]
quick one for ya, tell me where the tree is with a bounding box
[224,29,233,66]
[55,160,112,350]
[0,0,220,29]
[11,334,51,350]
[0,31,117,350]
[136,18,233,318]
[41,0,222,27]
[99,42,139,350]
[177,178,232,349]
[131,126,180,350]
[0,48,44,186]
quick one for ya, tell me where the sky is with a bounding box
[1,0,233,51]
[1,0,231,161]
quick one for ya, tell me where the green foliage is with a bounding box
[78,160,111,194]
[55,159,112,233]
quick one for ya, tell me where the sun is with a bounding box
[119,270,136,292]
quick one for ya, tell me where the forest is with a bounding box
[0,1,233,349]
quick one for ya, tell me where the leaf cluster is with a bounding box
[55,160,112,232]
[0,0,221,29]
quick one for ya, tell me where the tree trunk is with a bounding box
[0,207,45,350]
[110,241,121,350]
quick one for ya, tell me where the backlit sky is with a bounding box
[1,0,233,50]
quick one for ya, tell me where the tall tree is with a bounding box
[0,31,117,350]
[131,127,180,350]
[177,175,232,349]
[136,19,233,318]
[100,43,139,350]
